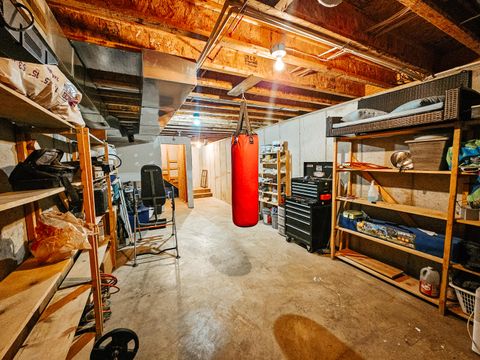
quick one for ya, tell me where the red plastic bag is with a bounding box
[231,100,259,227]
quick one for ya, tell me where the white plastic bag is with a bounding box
[0,57,85,126]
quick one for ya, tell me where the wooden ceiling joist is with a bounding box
[243,0,434,75]
[188,92,318,112]
[182,102,305,117]
[177,109,288,121]
[47,0,399,88]
[395,0,480,55]
[197,77,339,106]
[227,75,262,97]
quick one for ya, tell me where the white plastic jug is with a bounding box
[419,266,440,298]
[367,180,379,203]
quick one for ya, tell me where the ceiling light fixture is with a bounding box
[317,0,342,7]
[271,43,286,72]
[193,112,201,126]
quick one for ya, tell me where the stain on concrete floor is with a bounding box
[274,314,363,360]
[106,197,477,359]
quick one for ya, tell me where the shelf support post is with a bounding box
[76,127,104,336]
[330,138,339,259]
[104,142,117,270]
[15,132,39,240]
[439,123,462,314]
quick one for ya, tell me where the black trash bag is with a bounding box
[461,240,480,272]
[9,149,81,211]
[452,271,480,293]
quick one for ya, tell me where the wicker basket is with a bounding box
[405,136,449,170]
[450,282,476,315]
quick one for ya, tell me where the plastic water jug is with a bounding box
[419,267,440,298]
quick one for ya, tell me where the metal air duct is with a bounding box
[140,50,197,135]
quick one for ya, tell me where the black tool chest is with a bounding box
[285,197,331,252]
[285,176,332,253]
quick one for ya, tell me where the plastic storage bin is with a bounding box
[405,136,449,170]
[450,282,476,315]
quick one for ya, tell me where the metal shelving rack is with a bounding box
[258,141,291,211]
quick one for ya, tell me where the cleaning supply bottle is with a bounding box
[419,267,440,298]
[367,180,379,203]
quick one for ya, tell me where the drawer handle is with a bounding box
[286,209,310,218]
[287,223,310,235]
[287,204,310,215]
[286,215,310,225]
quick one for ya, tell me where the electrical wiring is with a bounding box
[0,0,34,32]
[467,311,480,352]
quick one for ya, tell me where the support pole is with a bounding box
[77,127,104,336]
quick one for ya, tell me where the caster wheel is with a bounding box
[286,237,292,243]
[307,246,314,253]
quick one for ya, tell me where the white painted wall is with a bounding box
[116,140,163,182]
[258,101,358,177]
[192,145,204,188]
[199,138,232,203]
[201,100,358,203]
[116,136,194,208]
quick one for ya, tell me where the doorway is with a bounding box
[161,144,188,203]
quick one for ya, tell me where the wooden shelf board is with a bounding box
[0,256,74,359]
[259,191,278,196]
[336,226,443,263]
[337,168,450,175]
[447,303,470,320]
[337,196,447,220]
[451,263,480,277]
[0,82,74,131]
[0,187,65,212]
[59,244,109,289]
[62,132,104,145]
[68,333,96,360]
[336,249,439,305]
[456,218,480,227]
[259,199,278,206]
[14,283,91,360]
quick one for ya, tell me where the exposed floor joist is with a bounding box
[47,0,399,88]
[395,0,480,55]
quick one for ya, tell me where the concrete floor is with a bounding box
[107,197,475,359]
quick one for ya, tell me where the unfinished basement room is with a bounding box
[1,0,480,359]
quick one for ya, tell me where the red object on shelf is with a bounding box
[319,194,332,201]
[231,134,259,227]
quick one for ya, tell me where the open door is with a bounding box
[161,144,187,203]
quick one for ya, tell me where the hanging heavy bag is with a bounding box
[231,99,259,227]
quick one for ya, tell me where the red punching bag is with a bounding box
[231,99,259,227]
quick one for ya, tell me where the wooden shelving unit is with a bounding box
[330,121,467,317]
[337,196,448,220]
[258,142,291,210]
[0,84,116,357]
[0,187,65,212]
[336,249,440,305]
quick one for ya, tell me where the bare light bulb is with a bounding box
[274,57,285,71]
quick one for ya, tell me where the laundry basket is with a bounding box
[450,282,476,315]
